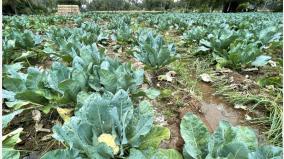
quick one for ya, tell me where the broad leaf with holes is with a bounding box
[43,90,175,158]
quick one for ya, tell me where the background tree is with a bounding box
[142,0,174,10]
[2,0,282,15]
[3,0,49,15]
[87,0,132,11]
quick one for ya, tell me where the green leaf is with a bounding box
[248,145,283,159]
[52,117,113,159]
[127,101,153,147]
[233,126,258,150]
[208,121,236,158]
[26,67,43,89]
[76,91,90,109]
[196,46,210,53]
[2,148,20,159]
[3,76,26,92]
[58,79,81,101]
[258,26,279,45]
[3,128,23,147]
[79,91,125,135]
[3,90,16,101]
[207,121,258,159]
[71,68,88,89]
[128,148,183,159]
[41,149,80,159]
[3,63,23,75]
[15,90,49,105]
[180,112,209,159]
[158,149,183,159]
[5,101,30,109]
[109,90,134,144]
[99,69,118,93]
[144,88,160,99]
[139,126,170,149]
[219,142,249,159]
[128,149,146,159]
[3,110,23,128]
[251,55,271,67]
[47,62,71,93]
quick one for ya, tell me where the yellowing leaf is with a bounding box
[158,71,176,82]
[56,108,73,122]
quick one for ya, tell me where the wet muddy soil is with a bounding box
[152,66,254,151]
[195,81,245,131]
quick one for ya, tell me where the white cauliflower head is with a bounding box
[98,133,119,155]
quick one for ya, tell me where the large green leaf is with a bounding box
[218,142,250,159]
[15,90,49,105]
[52,117,114,159]
[128,148,183,159]
[41,149,80,159]
[58,79,81,101]
[139,126,170,149]
[127,101,154,147]
[158,149,183,159]
[258,26,280,45]
[46,62,71,93]
[208,121,258,159]
[26,67,43,89]
[248,145,283,159]
[99,69,118,93]
[180,113,209,159]
[2,148,20,159]
[208,121,236,158]
[3,76,26,92]
[233,126,258,150]
[76,93,113,136]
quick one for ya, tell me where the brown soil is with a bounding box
[151,64,255,152]
[4,109,64,159]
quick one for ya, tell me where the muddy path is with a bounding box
[152,70,247,151]
[192,81,244,131]
[152,32,264,151]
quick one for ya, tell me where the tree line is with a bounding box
[2,0,283,15]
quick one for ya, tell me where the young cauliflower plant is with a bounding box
[41,90,182,159]
[134,31,179,70]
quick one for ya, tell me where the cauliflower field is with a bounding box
[2,12,283,159]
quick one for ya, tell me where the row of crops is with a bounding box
[3,12,283,159]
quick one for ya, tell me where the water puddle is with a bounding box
[197,81,244,132]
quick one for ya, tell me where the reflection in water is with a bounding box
[197,81,243,132]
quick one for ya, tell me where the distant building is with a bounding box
[57,5,80,15]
